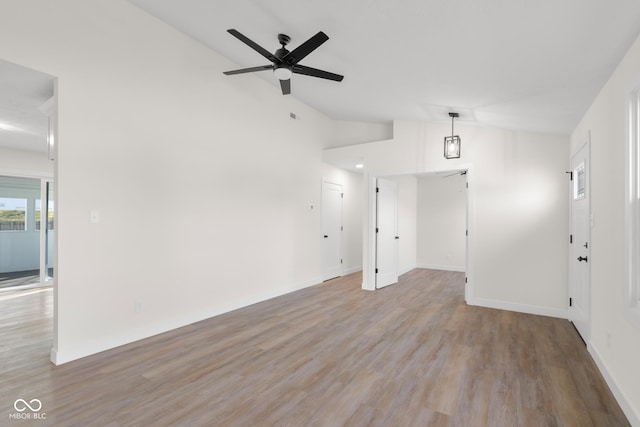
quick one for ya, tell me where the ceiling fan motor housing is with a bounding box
[274,40,292,80]
[277,33,291,46]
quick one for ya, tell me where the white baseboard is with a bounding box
[50,276,323,365]
[398,265,418,276]
[417,263,465,272]
[469,296,639,426]
[589,345,640,426]
[50,348,60,365]
[469,297,568,319]
[343,265,362,275]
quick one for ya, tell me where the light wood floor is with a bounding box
[0,269,49,289]
[0,269,629,426]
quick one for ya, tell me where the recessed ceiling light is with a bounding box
[355,163,364,169]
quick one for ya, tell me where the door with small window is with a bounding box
[569,141,590,342]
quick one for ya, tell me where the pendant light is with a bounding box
[444,112,461,159]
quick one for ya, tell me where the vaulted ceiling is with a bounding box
[3,1,640,155]
[129,0,640,135]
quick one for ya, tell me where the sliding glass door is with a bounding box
[0,175,54,289]
[42,181,54,284]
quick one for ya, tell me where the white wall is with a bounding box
[0,147,52,178]
[321,164,363,274]
[329,120,393,149]
[0,0,359,364]
[325,121,569,316]
[417,174,466,271]
[570,31,640,425]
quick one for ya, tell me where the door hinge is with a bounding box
[466,182,469,189]
[570,234,573,244]
[341,226,343,231]
[375,268,379,274]
[569,297,573,307]
[341,259,343,264]
[466,230,469,236]
[341,193,344,198]
[376,187,379,193]
[465,277,468,283]
[376,227,379,233]
[566,171,573,181]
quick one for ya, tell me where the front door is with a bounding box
[569,141,590,342]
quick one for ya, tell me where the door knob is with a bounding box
[577,256,588,262]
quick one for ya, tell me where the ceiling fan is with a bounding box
[223,29,344,95]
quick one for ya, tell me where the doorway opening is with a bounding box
[0,58,57,364]
[366,167,474,302]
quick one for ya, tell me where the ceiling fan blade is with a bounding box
[227,29,279,63]
[280,79,291,95]
[293,65,344,82]
[284,31,329,64]
[223,65,274,75]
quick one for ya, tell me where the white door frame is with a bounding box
[363,165,475,304]
[568,135,591,343]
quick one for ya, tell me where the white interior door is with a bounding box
[322,181,343,281]
[376,178,398,288]
[569,142,591,342]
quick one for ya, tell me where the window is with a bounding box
[574,162,586,200]
[35,199,54,231]
[626,88,640,327]
[0,197,27,231]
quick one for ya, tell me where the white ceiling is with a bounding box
[0,59,54,153]
[128,0,640,136]
[2,2,640,155]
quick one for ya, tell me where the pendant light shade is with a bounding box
[444,112,461,159]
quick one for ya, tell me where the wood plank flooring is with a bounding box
[0,269,630,426]
[0,269,46,289]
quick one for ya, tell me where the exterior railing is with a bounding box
[0,221,54,231]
